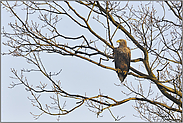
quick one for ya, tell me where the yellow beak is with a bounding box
[116,40,121,43]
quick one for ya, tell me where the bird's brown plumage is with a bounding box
[114,39,131,82]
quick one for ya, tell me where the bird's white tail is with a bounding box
[118,74,124,83]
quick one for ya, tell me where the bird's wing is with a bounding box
[127,47,131,70]
[114,47,130,72]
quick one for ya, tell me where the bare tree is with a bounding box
[1,1,182,122]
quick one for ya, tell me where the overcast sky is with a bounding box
[1,1,175,122]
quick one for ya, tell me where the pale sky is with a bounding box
[1,1,177,122]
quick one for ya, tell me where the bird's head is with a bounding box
[117,39,127,47]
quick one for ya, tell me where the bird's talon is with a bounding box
[123,71,127,75]
[117,69,122,73]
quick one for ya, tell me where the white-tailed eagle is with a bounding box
[114,39,131,83]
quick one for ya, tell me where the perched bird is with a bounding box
[113,39,131,83]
